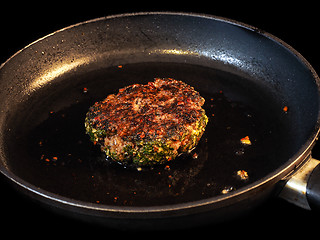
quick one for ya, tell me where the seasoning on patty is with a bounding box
[85,78,208,166]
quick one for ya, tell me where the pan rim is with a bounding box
[1,11,320,218]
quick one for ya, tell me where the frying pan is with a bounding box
[0,12,320,230]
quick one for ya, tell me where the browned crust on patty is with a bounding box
[85,78,208,166]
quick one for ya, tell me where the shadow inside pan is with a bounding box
[4,62,294,206]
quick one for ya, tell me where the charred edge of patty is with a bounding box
[85,110,208,166]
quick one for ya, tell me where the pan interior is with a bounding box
[3,62,295,206]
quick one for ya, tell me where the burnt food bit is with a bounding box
[85,78,208,166]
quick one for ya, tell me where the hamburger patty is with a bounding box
[85,78,208,166]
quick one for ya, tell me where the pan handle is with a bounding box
[279,157,320,210]
[306,160,320,210]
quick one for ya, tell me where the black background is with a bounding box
[0,2,319,236]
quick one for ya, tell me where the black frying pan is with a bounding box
[0,12,319,230]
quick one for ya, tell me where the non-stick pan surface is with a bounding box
[0,12,319,229]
